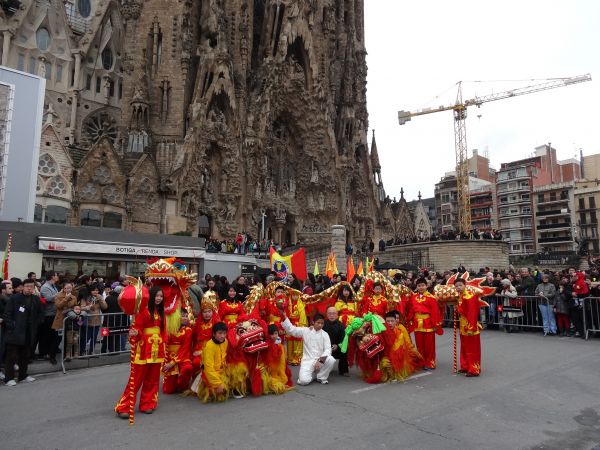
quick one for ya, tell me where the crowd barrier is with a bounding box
[584,297,600,340]
[443,295,600,339]
[60,312,130,373]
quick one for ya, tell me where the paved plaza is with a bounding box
[2,331,600,450]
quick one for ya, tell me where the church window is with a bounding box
[80,209,102,227]
[36,28,51,51]
[56,65,63,82]
[38,154,58,176]
[28,56,37,74]
[45,205,68,224]
[78,0,91,18]
[101,48,113,70]
[46,176,68,197]
[17,54,25,71]
[44,62,52,80]
[96,76,101,93]
[85,73,92,90]
[103,212,122,229]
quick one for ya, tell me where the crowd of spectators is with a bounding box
[0,271,131,386]
[2,258,598,387]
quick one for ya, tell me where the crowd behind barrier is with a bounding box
[1,262,600,385]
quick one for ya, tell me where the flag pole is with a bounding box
[2,233,13,280]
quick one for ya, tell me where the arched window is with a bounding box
[101,48,113,70]
[36,28,51,51]
[38,154,58,176]
[45,176,69,198]
[78,0,91,18]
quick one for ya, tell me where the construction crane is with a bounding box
[398,73,592,235]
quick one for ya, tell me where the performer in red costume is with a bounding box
[162,308,193,394]
[219,286,244,326]
[115,287,166,418]
[454,278,485,377]
[361,281,389,317]
[192,291,220,376]
[406,278,443,370]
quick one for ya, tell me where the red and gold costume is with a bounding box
[198,337,229,402]
[261,338,293,394]
[457,290,483,376]
[285,292,306,365]
[219,299,244,326]
[361,292,388,317]
[115,309,166,414]
[335,298,358,326]
[406,291,442,369]
[192,292,220,374]
[381,323,423,381]
[162,324,193,394]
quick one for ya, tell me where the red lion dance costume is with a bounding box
[114,258,196,423]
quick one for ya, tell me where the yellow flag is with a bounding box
[313,259,319,276]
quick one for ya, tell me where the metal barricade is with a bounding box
[60,312,130,373]
[444,295,551,333]
[584,297,600,340]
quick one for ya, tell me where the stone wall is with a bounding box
[375,241,510,272]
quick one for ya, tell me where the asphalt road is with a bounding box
[2,331,600,450]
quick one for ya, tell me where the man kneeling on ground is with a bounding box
[280,306,335,385]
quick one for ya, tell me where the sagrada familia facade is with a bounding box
[0,0,432,247]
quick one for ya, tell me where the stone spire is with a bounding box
[370,129,381,171]
[418,191,422,201]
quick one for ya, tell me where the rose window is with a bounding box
[102,185,121,203]
[46,176,68,197]
[80,182,98,200]
[92,165,112,184]
[38,154,58,176]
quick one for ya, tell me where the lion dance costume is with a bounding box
[114,258,197,423]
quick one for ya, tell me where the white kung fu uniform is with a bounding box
[282,317,336,385]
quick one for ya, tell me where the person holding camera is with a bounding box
[79,283,108,355]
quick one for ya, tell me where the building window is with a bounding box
[522,194,530,201]
[85,73,92,90]
[36,28,51,51]
[44,62,52,80]
[28,56,37,74]
[580,213,587,225]
[45,205,68,224]
[538,194,544,203]
[78,0,91,17]
[56,64,63,82]
[522,207,531,214]
[95,76,101,93]
[108,79,115,97]
[101,48,113,70]
[512,244,521,251]
[549,192,557,201]
[590,197,596,209]
[17,54,25,71]
[103,212,122,229]
[34,204,43,223]
[80,209,102,227]
[118,81,122,99]
[592,211,597,224]
[579,198,586,210]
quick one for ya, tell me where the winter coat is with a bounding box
[554,290,572,315]
[52,292,79,330]
[534,283,557,306]
[572,272,589,297]
[80,295,108,327]
[517,276,537,296]
[2,293,43,346]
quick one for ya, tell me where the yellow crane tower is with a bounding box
[398,73,592,235]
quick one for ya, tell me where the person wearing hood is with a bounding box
[569,269,588,338]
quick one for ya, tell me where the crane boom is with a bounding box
[398,74,591,124]
[397,73,592,235]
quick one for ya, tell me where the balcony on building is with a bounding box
[538,236,573,244]
[537,221,571,231]
[536,208,570,217]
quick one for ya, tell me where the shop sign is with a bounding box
[39,238,205,259]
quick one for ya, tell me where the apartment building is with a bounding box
[575,180,600,255]
[533,183,576,253]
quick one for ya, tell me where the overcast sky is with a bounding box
[364,0,599,201]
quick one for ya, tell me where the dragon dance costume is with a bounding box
[457,290,484,376]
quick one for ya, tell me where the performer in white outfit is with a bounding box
[280,309,336,385]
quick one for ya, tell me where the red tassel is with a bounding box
[250,367,263,396]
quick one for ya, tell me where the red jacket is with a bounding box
[573,272,589,296]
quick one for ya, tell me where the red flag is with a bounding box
[1,233,12,280]
[347,257,356,281]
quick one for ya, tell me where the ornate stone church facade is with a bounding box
[1,0,414,247]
